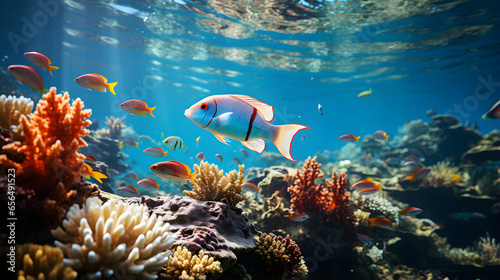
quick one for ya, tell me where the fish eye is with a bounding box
[200,103,208,110]
[152,165,157,170]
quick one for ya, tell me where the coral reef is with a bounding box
[95,116,126,139]
[184,161,248,209]
[254,232,307,279]
[0,87,97,228]
[351,191,400,226]
[161,246,222,280]
[51,197,176,279]
[462,130,500,163]
[0,94,34,140]
[440,233,500,267]
[16,244,77,280]
[123,195,256,268]
[422,161,459,188]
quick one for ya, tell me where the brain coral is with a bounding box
[51,197,176,280]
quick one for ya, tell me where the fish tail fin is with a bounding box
[119,141,123,148]
[406,175,413,181]
[369,88,372,93]
[91,171,107,184]
[392,224,398,230]
[40,87,49,96]
[188,172,197,184]
[272,124,309,161]
[107,82,118,95]
[48,65,59,76]
[482,114,487,119]
[385,134,390,140]
[135,142,139,149]
[163,151,168,157]
[148,106,156,118]
[356,136,360,142]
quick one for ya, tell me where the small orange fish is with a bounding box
[120,138,139,149]
[242,182,259,192]
[8,65,48,95]
[24,52,59,76]
[120,99,156,117]
[352,180,381,191]
[406,167,431,181]
[369,217,396,230]
[85,155,97,162]
[284,212,310,222]
[137,178,160,189]
[405,155,419,160]
[143,147,168,157]
[150,160,197,184]
[373,130,389,141]
[117,186,139,195]
[338,134,360,142]
[364,153,371,163]
[450,174,461,182]
[124,172,139,180]
[83,163,108,184]
[399,207,422,216]
[75,73,117,95]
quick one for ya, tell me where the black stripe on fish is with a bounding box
[245,107,257,141]
[202,99,218,128]
[174,140,178,150]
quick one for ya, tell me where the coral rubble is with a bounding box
[51,197,176,279]
[184,161,248,209]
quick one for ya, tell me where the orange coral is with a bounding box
[0,87,96,228]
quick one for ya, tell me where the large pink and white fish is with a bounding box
[8,65,48,95]
[184,95,309,161]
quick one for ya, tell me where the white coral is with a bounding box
[0,94,33,140]
[51,197,176,280]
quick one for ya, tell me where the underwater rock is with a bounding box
[426,108,437,118]
[124,195,257,268]
[246,165,296,197]
[437,125,482,162]
[80,132,129,173]
[431,114,459,129]
[461,131,500,164]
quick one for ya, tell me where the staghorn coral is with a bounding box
[16,244,77,280]
[51,197,177,279]
[184,161,248,208]
[0,87,96,228]
[254,232,307,279]
[161,246,222,280]
[0,94,34,140]
[422,161,459,188]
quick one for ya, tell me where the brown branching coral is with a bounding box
[16,244,77,280]
[255,232,308,279]
[0,94,33,140]
[0,87,97,228]
[287,157,356,238]
[161,246,222,280]
[183,161,248,208]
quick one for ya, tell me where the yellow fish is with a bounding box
[83,163,108,184]
[196,136,201,146]
[451,174,461,182]
[358,88,372,97]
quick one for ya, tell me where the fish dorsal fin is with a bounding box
[170,160,192,174]
[230,95,274,122]
[89,73,108,82]
[241,139,266,154]
[213,133,230,145]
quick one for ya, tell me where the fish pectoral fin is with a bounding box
[213,133,231,145]
[98,87,107,92]
[214,112,232,126]
[230,95,274,122]
[241,139,266,154]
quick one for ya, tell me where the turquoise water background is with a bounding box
[1,0,499,172]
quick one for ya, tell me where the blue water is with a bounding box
[1,0,499,168]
